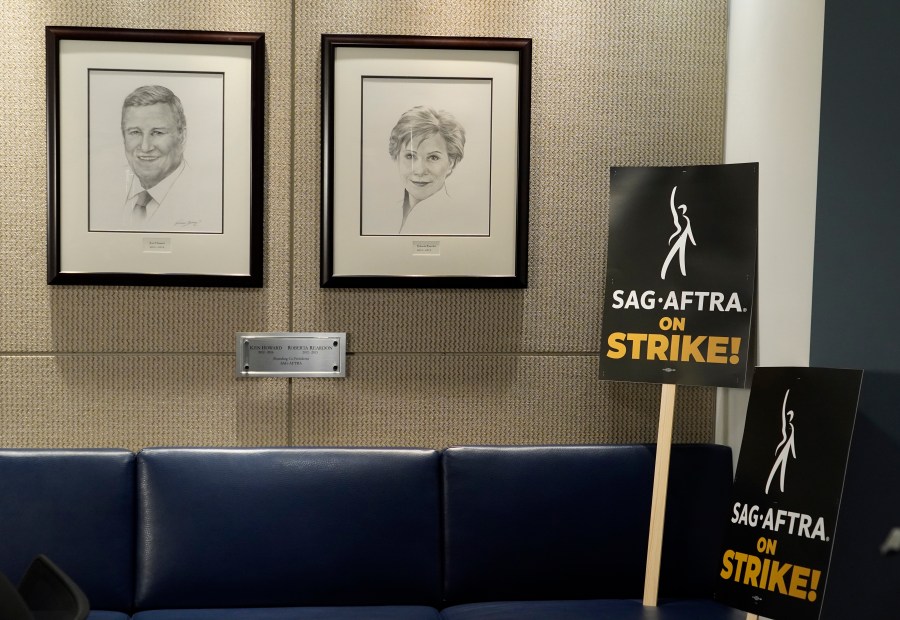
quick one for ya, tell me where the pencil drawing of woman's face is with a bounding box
[396,133,455,204]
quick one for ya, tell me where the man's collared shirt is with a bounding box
[123,159,186,227]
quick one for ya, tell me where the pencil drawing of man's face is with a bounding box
[396,133,455,204]
[122,102,186,189]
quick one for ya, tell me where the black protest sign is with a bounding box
[599,164,757,387]
[714,367,863,620]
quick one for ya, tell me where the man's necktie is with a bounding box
[133,190,152,219]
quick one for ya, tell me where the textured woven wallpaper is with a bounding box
[0,0,726,450]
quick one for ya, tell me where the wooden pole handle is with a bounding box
[642,382,677,607]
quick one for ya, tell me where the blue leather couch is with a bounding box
[0,445,743,619]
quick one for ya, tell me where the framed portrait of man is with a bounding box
[46,27,264,286]
[321,34,532,288]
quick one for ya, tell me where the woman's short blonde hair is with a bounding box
[388,106,465,166]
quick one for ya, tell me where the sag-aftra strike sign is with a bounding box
[599,164,758,387]
[714,367,863,620]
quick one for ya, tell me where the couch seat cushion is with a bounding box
[439,599,746,619]
[132,606,441,619]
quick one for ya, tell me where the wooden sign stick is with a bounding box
[746,614,759,620]
[642,382,677,607]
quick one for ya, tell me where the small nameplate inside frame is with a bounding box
[143,238,172,253]
[236,333,346,378]
[412,240,440,256]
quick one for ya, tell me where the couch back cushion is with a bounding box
[441,444,733,605]
[656,443,736,598]
[0,449,136,612]
[136,448,442,610]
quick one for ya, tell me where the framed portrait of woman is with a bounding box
[321,34,532,288]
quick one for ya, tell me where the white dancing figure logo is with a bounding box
[660,186,697,280]
[765,389,797,495]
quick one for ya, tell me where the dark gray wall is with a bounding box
[811,0,900,371]
[813,5,900,616]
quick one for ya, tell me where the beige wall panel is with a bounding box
[0,355,287,450]
[0,5,55,352]
[291,355,715,448]
[293,0,726,353]
[2,1,726,450]
[0,1,293,353]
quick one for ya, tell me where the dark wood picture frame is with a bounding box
[321,34,531,288]
[46,26,265,287]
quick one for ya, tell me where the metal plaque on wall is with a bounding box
[235,332,346,378]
